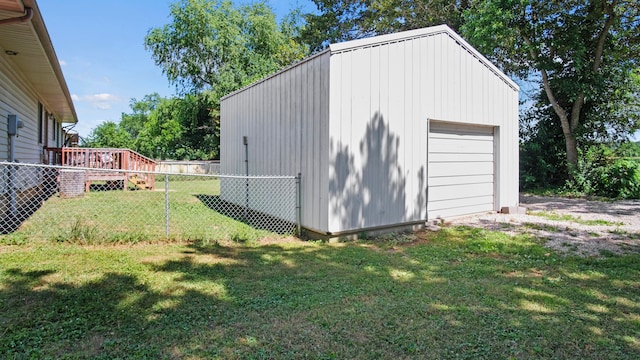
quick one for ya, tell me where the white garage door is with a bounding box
[428,122,495,219]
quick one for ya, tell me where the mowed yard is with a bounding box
[2,224,640,359]
[1,178,282,245]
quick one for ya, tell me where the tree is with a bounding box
[119,93,163,141]
[301,0,471,52]
[145,0,307,96]
[82,121,133,148]
[461,0,640,172]
[136,97,183,160]
[170,92,219,160]
[144,0,307,160]
[115,93,220,160]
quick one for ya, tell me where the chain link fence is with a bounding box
[0,162,299,244]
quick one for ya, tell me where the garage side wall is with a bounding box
[327,31,519,233]
[220,52,331,232]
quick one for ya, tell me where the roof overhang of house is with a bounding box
[0,0,78,123]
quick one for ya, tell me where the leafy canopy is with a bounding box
[301,0,470,52]
[461,0,640,169]
[83,93,219,160]
[145,0,307,96]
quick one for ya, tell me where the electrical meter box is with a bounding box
[7,115,24,136]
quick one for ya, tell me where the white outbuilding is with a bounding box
[220,25,520,237]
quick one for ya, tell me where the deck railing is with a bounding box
[43,147,156,190]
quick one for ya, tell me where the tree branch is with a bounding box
[520,29,571,135]
[593,0,617,72]
[570,94,585,132]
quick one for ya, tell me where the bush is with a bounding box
[567,144,640,199]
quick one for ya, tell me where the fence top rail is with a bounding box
[0,161,297,179]
[45,147,156,162]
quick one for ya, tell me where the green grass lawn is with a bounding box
[1,178,279,245]
[1,227,639,359]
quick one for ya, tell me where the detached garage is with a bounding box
[221,25,519,237]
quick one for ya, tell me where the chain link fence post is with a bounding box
[296,172,301,237]
[165,173,169,239]
[8,163,17,215]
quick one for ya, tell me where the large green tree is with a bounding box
[143,0,307,160]
[301,0,471,52]
[136,97,183,160]
[461,0,640,172]
[119,93,163,145]
[84,93,220,160]
[145,0,307,96]
[82,121,133,149]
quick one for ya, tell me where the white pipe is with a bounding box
[8,133,16,214]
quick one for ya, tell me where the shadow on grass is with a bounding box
[0,183,57,235]
[1,228,640,358]
[194,194,296,235]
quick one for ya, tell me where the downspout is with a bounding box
[0,7,33,26]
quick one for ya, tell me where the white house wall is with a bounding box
[0,50,62,193]
[327,31,519,233]
[1,51,41,164]
[220,52,331,232]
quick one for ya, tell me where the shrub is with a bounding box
[567,144,640,199]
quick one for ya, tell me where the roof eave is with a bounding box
[25,0,77,123]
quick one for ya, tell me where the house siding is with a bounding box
[0,52,40,164]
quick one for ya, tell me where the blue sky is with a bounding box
[38,0,314,138]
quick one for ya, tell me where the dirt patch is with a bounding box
[448,194,640,257]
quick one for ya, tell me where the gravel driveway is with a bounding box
[448,194,640,257]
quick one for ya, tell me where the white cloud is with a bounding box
[59,60,67,66]
[83,93,119,102]
[73,93,123,110]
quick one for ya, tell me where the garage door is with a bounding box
[428,122,495,219]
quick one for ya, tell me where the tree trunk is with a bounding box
[539,69,581,173]
[564,132,579,171]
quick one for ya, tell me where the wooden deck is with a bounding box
[43,148,157,191]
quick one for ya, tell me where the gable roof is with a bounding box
[223,24,519,101]
[329,25,519,91]
[0,0,78,123]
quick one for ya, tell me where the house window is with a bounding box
[38,103,43,144]
[52,118,56,141]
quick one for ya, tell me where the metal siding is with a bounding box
[387,41,405,225]
[318,54,330,231]
[327,39,429,233]
[327,53,341,232]
[327,31,518,232]
[220,52,331,232]
[427,33,519,216]
[222,28,519,234]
